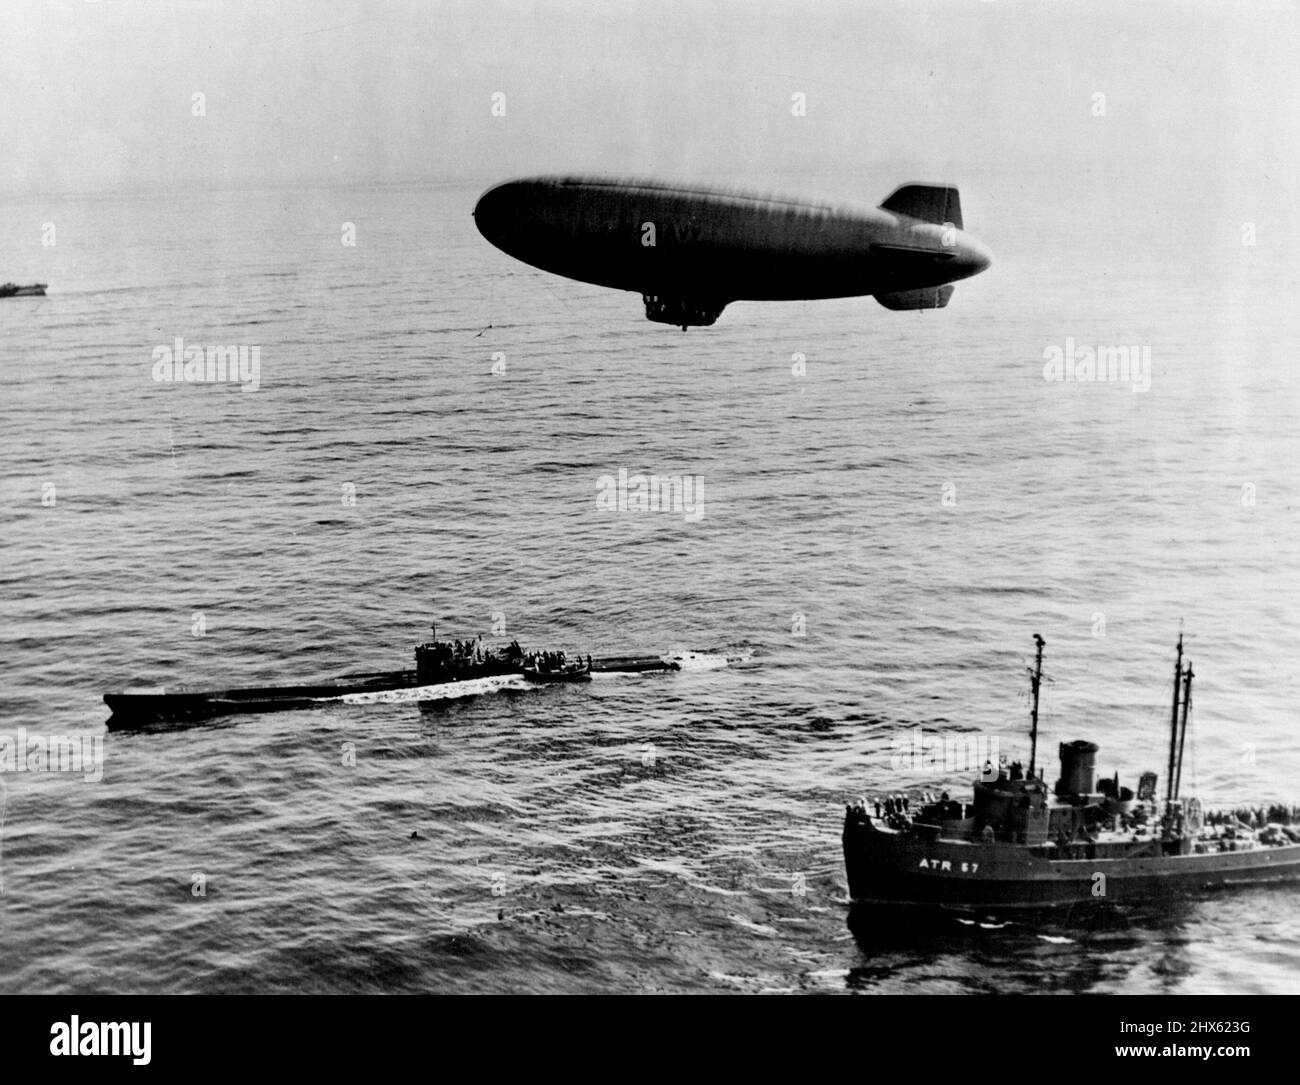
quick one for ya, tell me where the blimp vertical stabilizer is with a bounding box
[878,184,963,230]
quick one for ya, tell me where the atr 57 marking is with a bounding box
[918,859,981,873]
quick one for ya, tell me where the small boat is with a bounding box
[522,660,592,683]
[843,634,1300,910]
[0,282,47,297]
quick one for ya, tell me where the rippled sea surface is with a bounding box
[1,181,1298,993]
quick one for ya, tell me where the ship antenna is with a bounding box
[1166,632,1183,812]
[1174,661,1193,799]
[1028,634,1045,780]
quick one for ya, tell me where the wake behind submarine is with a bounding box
[472,176,992,329]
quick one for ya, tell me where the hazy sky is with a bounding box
[3,0,1297,220]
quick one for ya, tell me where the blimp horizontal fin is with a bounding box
[879,184,963,230]
[875,284,956,310]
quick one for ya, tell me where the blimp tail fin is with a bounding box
[875,284,956,310]
[880,184,963,230]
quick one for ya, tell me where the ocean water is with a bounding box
[1,180,1298,993]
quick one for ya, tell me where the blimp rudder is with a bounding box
[879,184,963,230]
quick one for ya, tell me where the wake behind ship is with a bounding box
[843,635,1300,909]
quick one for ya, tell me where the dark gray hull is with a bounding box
[103,667,493,728]
[843,808,1300,909]
[104,653,682,727]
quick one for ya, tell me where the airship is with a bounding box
[472,176,991,329]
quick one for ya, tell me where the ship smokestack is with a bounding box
[1056,739,1099,797]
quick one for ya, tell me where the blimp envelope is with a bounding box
[473,176,991,328]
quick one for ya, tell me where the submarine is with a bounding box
[472,175,991,328]
[103,629,692,729]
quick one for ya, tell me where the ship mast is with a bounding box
[1174,662,1193,799]
[1165,633,1183,809]
[1028,634,1045,780]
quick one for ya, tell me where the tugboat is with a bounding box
[0,282,46,297]
[842,635,1300,909]
[104,625,677,727]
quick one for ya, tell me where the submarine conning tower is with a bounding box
[415,640,456,682]
[1056,739,1099,798]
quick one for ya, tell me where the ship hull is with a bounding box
[843,811,1300,909]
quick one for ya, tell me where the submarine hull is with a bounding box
[104,654,681,728]
[105,670,432,728]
